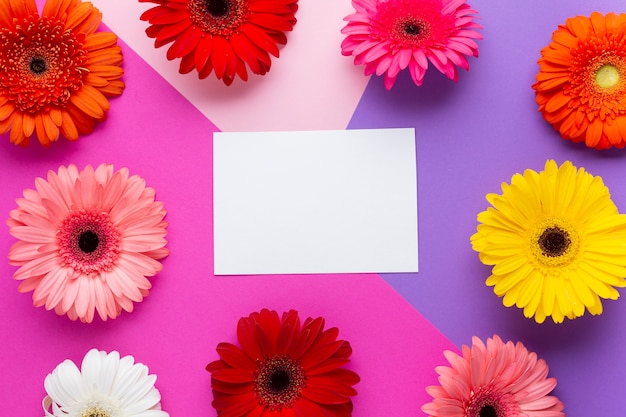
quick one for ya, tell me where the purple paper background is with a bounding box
[349,0,626,415]
[2,0,626,416]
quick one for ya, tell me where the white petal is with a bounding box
[80,349,115,392]
[99,350,121,396]
[44,359,86,407]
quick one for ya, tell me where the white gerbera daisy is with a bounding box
[43,349,169,417]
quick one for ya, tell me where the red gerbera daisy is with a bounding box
[0,0,124,147]
[206,309,360,416]
[140,0,298,85]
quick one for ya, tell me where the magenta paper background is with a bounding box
[2,1,626,417]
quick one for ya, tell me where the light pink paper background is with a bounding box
[88,0,371,132]
[0,18,456,416]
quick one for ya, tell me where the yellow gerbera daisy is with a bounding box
[471,160,626,324]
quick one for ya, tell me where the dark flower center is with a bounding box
[78,231,100,253]
[480,405,497,417]
[57,210,121,275]
[28,56,48,75]
[538,227,570,257]
[188,0,245,36]
[404,23,421,36]
[268,369,291,393]
[254,356,306,410]
[0,16,87,112]
[205,0,230,17]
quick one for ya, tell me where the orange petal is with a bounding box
[22,112,35,136]
[590,11,606,33]
[10,112,27,145]
[544,90,570,112]
[84,32,118,51]
[66,2,102,34]
[0,102,15,121]
[604,118,624,146]
[97,80,125,97]
[69,85,108,119]
[42,113,60,142]
[49,108,63,126]
[60,110,79,140]
[585,118,604,148]
[9,0,37,21]
[88,65,124,79]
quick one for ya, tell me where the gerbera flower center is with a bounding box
[205,0,230,17]
[78,231,100,253]
[28,56,49,76]
[596,64,620,89]
[254,355,306,410]
[57,210,121,276]
[479,405,497,417]
[82,407,111,417]
[404,22,422,36]
[528,218,580,270]
[466,384,517,417]
[188,0,247,36]
[566,36,626,122]
[0,15,87,113]
[394,17,430,44]
[538,227,570,257]
[66,396,122,417]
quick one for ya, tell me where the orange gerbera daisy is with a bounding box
[534,12,626,150]
[140,0,298,85]
[0,0,124,147]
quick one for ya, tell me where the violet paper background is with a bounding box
[1,0,625,416]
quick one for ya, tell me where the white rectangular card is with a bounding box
[213,128,418,275]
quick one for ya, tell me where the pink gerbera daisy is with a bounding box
[341,0,482,90]
[7,164,169,323]
[422,335,565,417]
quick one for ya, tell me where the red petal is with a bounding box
[248,13,296,32]
[248,1,294,14]
[212,392,258,416]
[154,18,192,46]
[195,35,213,72]
[230,33,264,74]
[238,314,264,362]
[240,23,280,57]
[307,358,350,375]
[216,342,256,370]
[167,25,202,59]
[210,35,231,79]
[147,9,189,25]
[210,368,255,383]
[292,398,335,417]
[178,53,196,74]
[304,372,359,404]
[301,340,344,369]
[211,379,254,395]
[291,317,324,359]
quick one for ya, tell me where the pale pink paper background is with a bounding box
[88,0,371,132]
[0,20,456,416]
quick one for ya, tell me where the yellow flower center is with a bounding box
[528,218,580,271]
[596,64,621,89]
[81,406,111,417]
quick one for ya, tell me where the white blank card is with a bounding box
[213,128,418,275]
